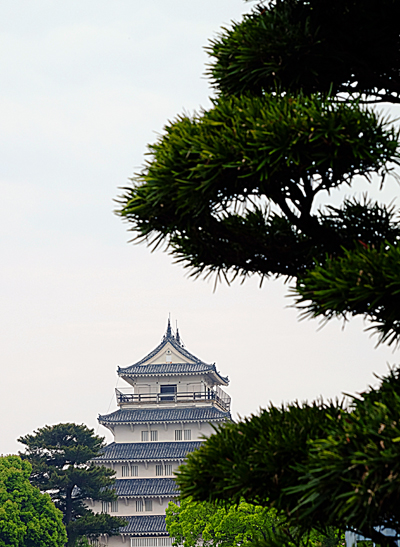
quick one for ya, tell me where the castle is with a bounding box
[92,320,232,546]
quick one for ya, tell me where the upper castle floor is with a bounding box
[114,320,231,413]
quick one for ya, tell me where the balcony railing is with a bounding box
[116,389,231,412]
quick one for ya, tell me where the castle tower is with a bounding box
[93,320,232,546]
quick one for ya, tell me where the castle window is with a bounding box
[184,429,191,440]
[160,384,177,401]
[175,430,182,441]
[145,499,153,511]
[131,539,168,547]
[110,500,118,512]
[101,501,110,513]
[156,464,163,476]
[136,499,144,512]
[141,431,149,442]
[122,465,129,477]
[151,430,158,442]
[165,464,173,476]
[131,465,138,476]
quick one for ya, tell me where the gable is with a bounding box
[146,341,195,366]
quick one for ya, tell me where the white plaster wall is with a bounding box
[136,384,151,394]
[106,537,117,546]
[112,422,215,443]
[90,496,175,517]
[106,536,176,547]
[105,535,125,546]
[111,461,179,479]
[149,342,194,365]
[133,377,207,394]
[144,461,179,478]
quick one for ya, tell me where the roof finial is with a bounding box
[176,320,181,345]
[165,315,173,339]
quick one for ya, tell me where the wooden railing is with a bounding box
[116,390,231,412]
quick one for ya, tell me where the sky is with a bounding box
[1,0,399,454]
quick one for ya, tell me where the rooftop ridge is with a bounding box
[93,441,203,462]
[98,406,231,425]
[118,361,217,375]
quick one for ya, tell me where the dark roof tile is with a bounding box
[113,478,178,497]
[93,441,202,462]
[119,362,214,376]
[120,515,167,536]
[98,406,231,425]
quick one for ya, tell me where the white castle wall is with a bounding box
[112,422,215,443]
[110,462,179,479]
[91,497,172,516]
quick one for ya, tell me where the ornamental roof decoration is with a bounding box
[98,406,231,426]
[93,441,203,463]
[118,319,229,386]
[112,478,178,498]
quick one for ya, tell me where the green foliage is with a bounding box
[207,0,400,100]
[287,368,400,541]
[166,498,345,547]
[294,242,400,345]
[66,512,126,546]
[123,94,397,220]
[117,0,400,344]
[0,455,67,547]
[118,92,400,288]
[175,402,341,513]
[166,498,277,547]
[120,94,398,242]
[18,423,126,546]
[175,368,400,546]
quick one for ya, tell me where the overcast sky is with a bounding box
[1,1,399,455]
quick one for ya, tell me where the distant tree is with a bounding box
[166,498,277,547]
[117,0,400,345]
[166,498,344,547]
[18,423,126,547]
[175,368,400,547]
[0,455,67,547]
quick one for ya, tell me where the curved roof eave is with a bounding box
[93,441,203,463]
[119,515,168,536]
[98,416,230,426]
[98,406,232,426]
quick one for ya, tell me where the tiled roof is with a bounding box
[113,478,178,497]
[98,406,231,425]
[93,441,202,462]
[119,362,215,376]
[118,321,229,385]
[119,325,207,370]
[120,515,167,536]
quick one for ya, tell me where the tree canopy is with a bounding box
[166,498,344,547]
[18,423,126,547]
[116,3,400,545]
[0,455,67,547]
[175,368,400,547]
[117,0,400,344]
[166,498,277,547]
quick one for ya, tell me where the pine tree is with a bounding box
[18,423,126,547]
[175,369,400,547]
[117,0,400,345]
